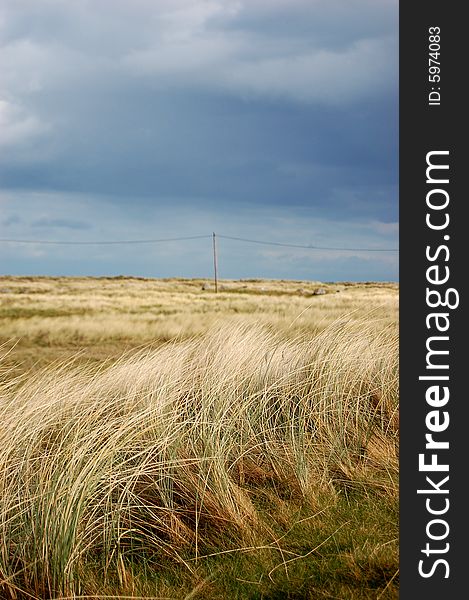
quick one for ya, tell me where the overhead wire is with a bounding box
[0,233,398,252]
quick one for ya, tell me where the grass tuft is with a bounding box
[1,312,398,599]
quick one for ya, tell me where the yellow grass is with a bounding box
[0,277,399,599]
[0,277,397,369]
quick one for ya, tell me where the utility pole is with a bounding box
[212,232,218,293]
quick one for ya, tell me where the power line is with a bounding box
[217,234,399,252]
[0,233,399,252]
[0,235,211,245]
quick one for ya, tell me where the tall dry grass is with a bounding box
[0,317,398,598]
[0,277,398,352]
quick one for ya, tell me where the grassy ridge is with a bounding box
[0,278,398,599]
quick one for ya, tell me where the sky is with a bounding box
[0,0,398,281]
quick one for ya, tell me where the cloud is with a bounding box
[31,217,91,230]
[368,220,399,236]
[0,1,398,281]
[120,3,396,105]
[1,0,397,105]
[2,214,22,227]
[0,99,49,148]
[220,36,396,105]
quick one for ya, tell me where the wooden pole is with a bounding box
[212,232,218,293]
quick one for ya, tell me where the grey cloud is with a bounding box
[0,1,398,281]
[1,0,397,106]
[2,214,22,227]
[31,218,91,230]
[0,99,49,149]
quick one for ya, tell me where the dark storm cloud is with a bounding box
[0,0,398,280]
[1,92,397,216]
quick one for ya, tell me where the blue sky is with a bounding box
[0,0,398,281]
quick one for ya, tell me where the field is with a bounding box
[0,276,399,599]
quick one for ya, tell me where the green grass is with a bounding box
[0,307,93,319]
[74,494,397,599]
